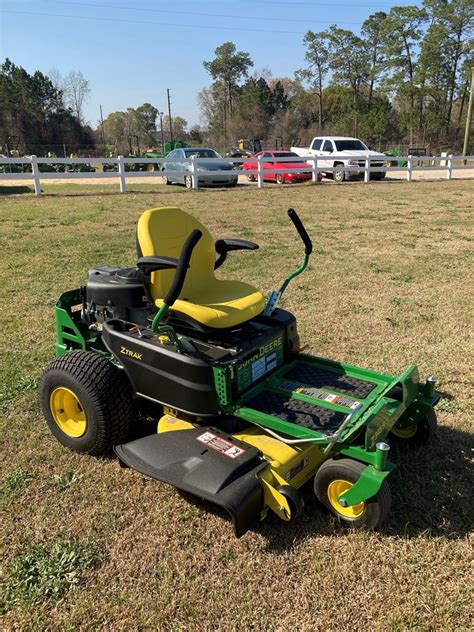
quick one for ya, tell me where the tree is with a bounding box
[381,6,427,144]
[326,27,370,136]
[423,0,474,134]
[203,42,253,140]
[361,12,388,107]
[63,70,90,124]
[0,59,94,155]
[132,103,158,147]
[296,30,330,131]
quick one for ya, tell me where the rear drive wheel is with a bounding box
[276,173,286,185]
[39,351,133,455]
[314,458,391,530]
[390,409,437,446]
[333,164,346,182]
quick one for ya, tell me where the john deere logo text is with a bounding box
[120,345,142,360]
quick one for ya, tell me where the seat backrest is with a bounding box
[137,207,216,301]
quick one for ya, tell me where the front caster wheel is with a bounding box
[39,351,134,455]
[390,409,437,446]
[314,458,391,530]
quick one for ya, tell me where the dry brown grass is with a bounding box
[1,179,473,631]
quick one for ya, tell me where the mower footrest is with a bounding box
[115,428,266,537]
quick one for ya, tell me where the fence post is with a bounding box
[31,155,42,195]
[406,155,413,182]
[257,155,263,189]
[191,157,198,189]
[117,156,126,193]
[312,157,319,183]
[364,152,371,183]
[446,154,453,180]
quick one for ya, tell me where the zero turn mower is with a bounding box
[40,207,440,536]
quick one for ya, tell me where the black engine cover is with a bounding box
[86,266,149,324]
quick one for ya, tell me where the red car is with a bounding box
[242,150,321,184]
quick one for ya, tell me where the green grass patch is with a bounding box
[1,537,101,612]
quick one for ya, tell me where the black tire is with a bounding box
[185,175,193,189]
[390,408,437,446]
[276,485,304,520]
[39,351,134,455]
[276,173,285,185]
[246,170,256,182]
[314,458,391,530]
[333,164,346,182]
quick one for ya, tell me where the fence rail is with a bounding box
[0,154,472,195]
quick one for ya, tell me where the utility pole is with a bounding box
[462,67,474,161]
[167,89,173,145]
[99,104,106,156]
[159,112,165,152]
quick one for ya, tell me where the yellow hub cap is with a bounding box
[50,387,87,438]
[391,423,417,439]
[327,479,366,519]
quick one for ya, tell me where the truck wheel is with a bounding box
[333,164,346,182]
[390,409,437,446]
[314,458,391,530]
[39,351,133,455]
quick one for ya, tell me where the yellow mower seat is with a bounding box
[137,207,265,329]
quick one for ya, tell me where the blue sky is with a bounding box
[0,0,421,129]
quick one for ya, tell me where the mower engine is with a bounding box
[83,265,149,326]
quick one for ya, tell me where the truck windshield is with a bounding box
[334,140,368,151]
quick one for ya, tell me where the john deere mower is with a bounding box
[40,207,440,536]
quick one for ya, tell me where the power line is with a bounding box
[1,10,332,35]
[51,0,373,24]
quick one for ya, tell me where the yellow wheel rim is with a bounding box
[147,163,155,171]
[327,479,365,519]
[391,422,417,439]
[49,387,87,438]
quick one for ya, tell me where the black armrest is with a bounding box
[137,256,181,275]
[214,238,259,269]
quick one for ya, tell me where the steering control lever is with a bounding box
[263,208,313,316]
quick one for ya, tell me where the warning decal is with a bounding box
[285,456,309,482]
[279,382,361,410]
[196,432,246,459]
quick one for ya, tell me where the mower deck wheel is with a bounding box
[40,351,133,455]
[314,458,391,530]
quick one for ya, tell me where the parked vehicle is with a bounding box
[291,136,387,182]
[227,138,262,158]
[243,151,319,184]
[162,147,238,188]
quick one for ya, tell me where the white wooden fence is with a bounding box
[0,154,472,195]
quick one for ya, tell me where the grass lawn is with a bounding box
[1,180,473,630]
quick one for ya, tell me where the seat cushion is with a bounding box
[155,279,265,329]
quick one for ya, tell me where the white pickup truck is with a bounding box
[291,136,386,182]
